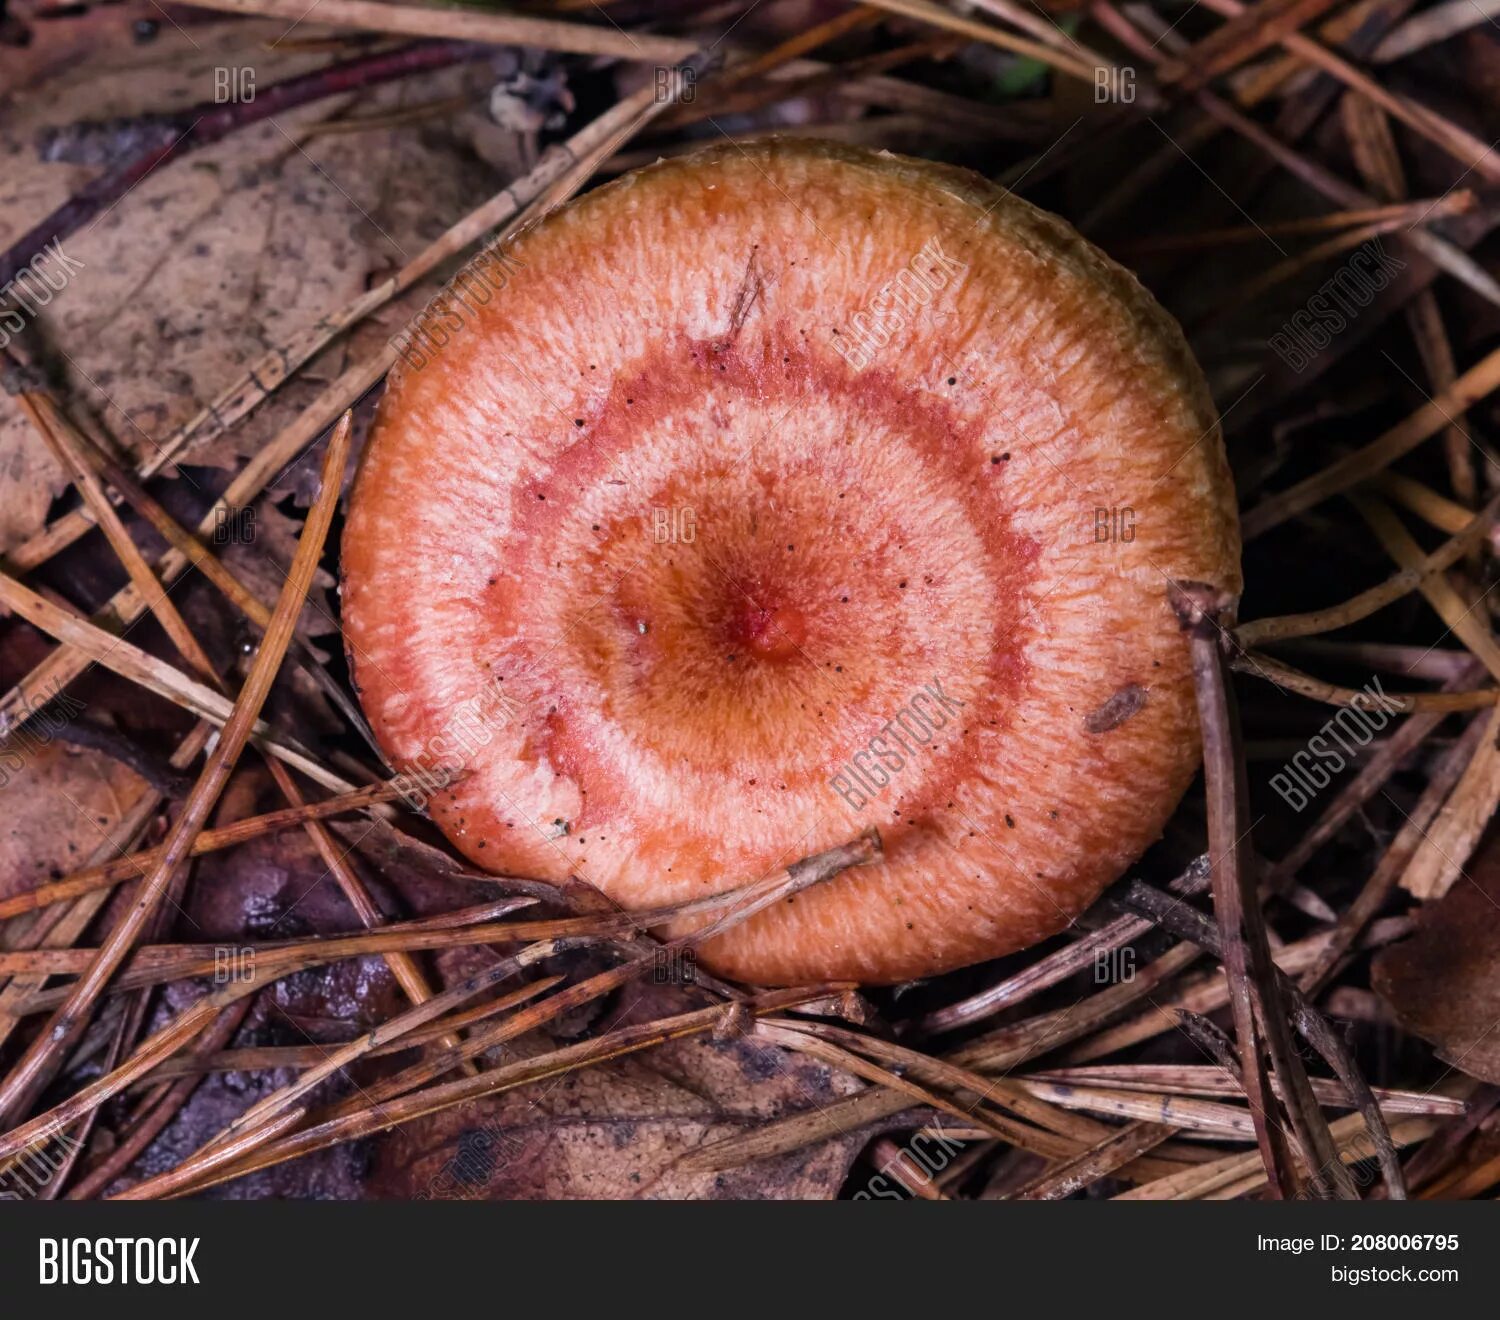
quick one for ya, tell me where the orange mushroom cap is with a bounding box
[341,140,1241,986]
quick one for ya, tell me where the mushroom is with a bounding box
[341,140,1240,986]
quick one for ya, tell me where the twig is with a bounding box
[854,0,1100,83]
[29,853,192,1198]
[967,0,1118,67]
[0,781,403,921]
[1013,1080,1260,1138]
[1231,651,1499,710]
[1263,661,1483,889]
[184,946,577,1165]
[1112,194,1475,255]
[1298,705,1493,993]
[1090,0,1500,308]
[0,413,352,1130]
[1270,639,1477,681]
[867,1137,951,1199]
[0,348,391,742]
[1373,0,1500,61]
[182,0,696,60]
[1062,920,1412,1061]
[1401,1084,1498,1194]
[0,568,354,791]
[1236,490,1500,645]
[684,941,1204,1173]
[708,4,883,92]
[110,832,880,1196]
[18,391,220,691]
[1356,501,1500,900]
[0,722,215,1052]
[38,385,374,740]
[919,855,1211,1034]
[119,985,846,1200]
[1242,344,1500,538]
[65,999,256,1199]
[24,381,383,1043]
[1343,95,1475,506]
[1191,218,1425,332]
[764,1018,1188,1160]
[1189,0,1500,182]
[1115,1112,1434,1200]
[1170,581,1351,1197]
[1160,0,1349,89]
[123,977,563,1086]
[1082,0,1400,233]
[1028,1066,1467,1116]
[751,1022,1085,1162]
[1117,883,1406,1197]
[1015,1121,1176,1199]
[1375,471,1478,535]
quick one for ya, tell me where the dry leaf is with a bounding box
[1399,704,1500,900]
[368,983,866,1200]
[0,0,158,92]
[0,19,523,555]
[1374,831,1500,1085]
[0,736,146,903]
[215,498,341,646]
[102,774,410,1198]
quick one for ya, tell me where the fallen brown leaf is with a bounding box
[367,983,866,1200]
[1373,830,1500,1085]
[0,18,523,555]
[0,736,146,904]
